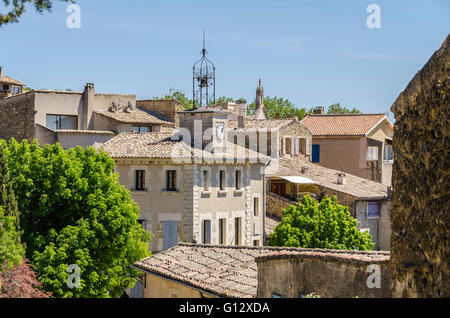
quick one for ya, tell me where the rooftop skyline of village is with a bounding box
[1,0,449,116]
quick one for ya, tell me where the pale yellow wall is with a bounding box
[143,273,217,298]
[34,92,83,129]
[115,161,265,252]
[56,132,115,149]
[312,136,367,178]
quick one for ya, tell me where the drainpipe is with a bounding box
[263,159,271,246]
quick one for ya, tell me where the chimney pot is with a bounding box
[337,173,346,185]
[314,106,325,115]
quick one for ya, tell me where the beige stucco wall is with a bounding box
[256,255,391,298]
[115,161,265,252]
[34,92,84,129]
[56,132,115,149]
[143,273,217,298]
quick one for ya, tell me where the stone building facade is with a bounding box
[390,34,449,297]
[103,109,268,253]
[0,83,174,148]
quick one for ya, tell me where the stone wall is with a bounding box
[137,99,184,127]
[266,191,296,218]
[0,92,35,142]
[256,250,391,298]
[390,34,449,297]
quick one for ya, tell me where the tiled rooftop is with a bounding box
[300,114,388,136]
[133,243,390,298]
[268,158,389,199]
[94,108,174,125]
[228,118,298,131]
[102,132,268,162]
[0,74,25,86]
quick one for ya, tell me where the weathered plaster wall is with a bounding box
[256,253,391,298]
[390,34,449,297]
[143,273,217,298]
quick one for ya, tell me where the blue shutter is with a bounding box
[163,221,178,251]
[367,202,380,218]
[312,144,320,163]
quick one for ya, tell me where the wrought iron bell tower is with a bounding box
[193,32,215,108]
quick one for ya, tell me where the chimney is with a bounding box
[83,83,95,130]
[313,106,325,115]
[255,79,264,110]
[337,173,346,185]
[238,115,245,129]
[0,66,2,77]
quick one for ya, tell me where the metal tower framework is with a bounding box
[193,32,215,108]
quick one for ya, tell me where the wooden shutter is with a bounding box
[163,221,178,251]
[203,220,211,244]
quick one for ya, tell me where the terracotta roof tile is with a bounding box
[0,74,25,86]
[101,132,268,162]
[94,108,174,125]
[300,114,387,136]
[133,243,390,298]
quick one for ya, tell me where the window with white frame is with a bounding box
[385,144,394,160]
[367,146,379,161]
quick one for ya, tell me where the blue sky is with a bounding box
[1,0,449,117]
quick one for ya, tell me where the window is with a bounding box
[202,170,210,191]
[254,197,259,216]
[234,217,242,245]
[253,240,260,247]
[202,220,211,244]
[253,222,260,235]
[137,219,147,230]
[219,170,226,191]
[367,146,379,161]
[135,170,146,191]
[235,170,241,190]
[132,126,152,133]
[2,84,10,91]
[272,294,281,298]
[385,144,394,160]
[219,219,226,245]
[285,137,292,154]
[367,201,380,218]
[46,115,77,130]
[166,170,177,191]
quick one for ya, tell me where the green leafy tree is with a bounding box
[0,0,73,26]
[3,139,151,297]
[248,96,308,120]
[0,143,24,269]
[268,195,374,251]
[326,103,361,114]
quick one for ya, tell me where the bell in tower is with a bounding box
[192,32,216,108]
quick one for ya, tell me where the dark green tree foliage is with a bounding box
[248,96,308,120]
[0,143,24,269]
[268,195,375,251]
[0,0,73,26]
[4,139,151,297]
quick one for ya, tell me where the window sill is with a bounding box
[201,190,211,195]
[218,190,228,195]
[131,189,149,194]
[367,216,380,220]
[234,189,244,195]
[162,190,180,195]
